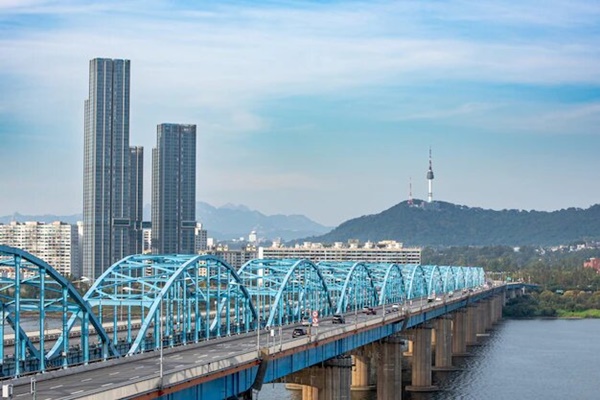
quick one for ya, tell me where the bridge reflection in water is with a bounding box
[0,245,523,400]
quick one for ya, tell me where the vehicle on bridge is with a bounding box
[332,314,346,324]
[292,328,308,338]
[363,306,377,315]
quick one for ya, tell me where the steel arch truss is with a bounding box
[422,265,444,297]
[364,263,407,306]
[238,259,333,328]
[402,265,428,300]
[49,254,256,358]
[315,262,378,315]
[0,245,115,376]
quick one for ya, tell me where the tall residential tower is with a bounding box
[152,123,197,254]
[83,58,143,279]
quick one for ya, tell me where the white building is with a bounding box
[195,223,208,252]
[0,221,79,277]
[259,240,421,264]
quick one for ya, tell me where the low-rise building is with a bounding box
[259,240,421,264]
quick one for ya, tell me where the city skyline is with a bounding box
[1,1,599,227]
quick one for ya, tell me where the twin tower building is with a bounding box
[82,58,196,279]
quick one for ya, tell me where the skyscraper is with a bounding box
[130,146,144,255]
[83,58,142,279]
[152,123,197,254]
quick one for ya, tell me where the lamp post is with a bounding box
[256,277,261,358]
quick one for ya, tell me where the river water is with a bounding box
[258,319,600,400]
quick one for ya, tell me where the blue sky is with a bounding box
[0,0,599,226]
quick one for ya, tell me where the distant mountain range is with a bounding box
[0,202,332,242]
[192,202,331,241]
[305,200,600,247]
[4,200,599,246]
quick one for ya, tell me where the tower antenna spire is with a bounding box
[408,177,413,205]
[426,147,434,203]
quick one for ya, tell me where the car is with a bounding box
[448,291,454,298]
[292,328,307,338]
[392,304,400,311]
[362,306,377,315]
[332,314,346,324]
[301,318,311,326]
[427,295,435,303]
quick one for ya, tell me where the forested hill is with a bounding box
[309,201,600,247]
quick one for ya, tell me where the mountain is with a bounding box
[2,203,331,242]
[195,202,331,241]
[306,201,600,247]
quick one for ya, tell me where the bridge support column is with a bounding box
[375,337,403,400]
[495,295,504,323]
[406,325,438,392]
[286,356,353,400]
[478,300,489,333]
[452,310,468,356]
[433,317,455,370]
[465,305,478,346]
[351,353,373,391]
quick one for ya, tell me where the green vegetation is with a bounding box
[503,290,600,318]
[424,244,600,318]
[311,201,600,246]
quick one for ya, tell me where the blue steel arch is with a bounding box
[238,259,334,328]
[422,265,444,297]
[328,262,378,315]
[364,263,407,306]
[438,266,458,293]
[50,254,257,358]
[0,245,116,375]
[402,264,428,299]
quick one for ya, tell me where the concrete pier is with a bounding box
[451,309,468,356]
[433,317,455,370]
[286,356,353,400]
[405,325,438,392]
[351,353,372,391]
[375,337,403,400]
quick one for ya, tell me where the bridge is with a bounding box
[0,245,523,399]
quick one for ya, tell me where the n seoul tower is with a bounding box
[426,147,434,203]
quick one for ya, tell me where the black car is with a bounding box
[332,314,346,324]
[292,328,307,338]
[363,307,377,315]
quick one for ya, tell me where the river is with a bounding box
[258,319,600,399]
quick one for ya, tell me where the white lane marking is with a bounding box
[195,360,203,364]
[16,394,28,398]
[169,354,181,359]
[212,355,219,359]
[193,353,200,356]
[135,366,145,369]
[109,371,119,376]
[129,376,140,380]
[50,385,63,389]
[209,349,216,352]
[198,354,207,358]
[71,390,84,395]
[81,378,92,382]
[101,383,113,387]
[227,352,235,355]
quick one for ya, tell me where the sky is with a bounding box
[0,0,599,227]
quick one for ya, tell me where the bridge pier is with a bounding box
[286,356,353,400]
[351,351,374,391]
[451,309,468,356]
[405,325,438,392]
[375,337,403,400]
[433,317,455,370]
[465,305,478,346]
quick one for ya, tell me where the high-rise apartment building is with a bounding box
[152,123,197,254]
[130,146,144,255]
[0,221,79,277]
[83,58,143,279]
